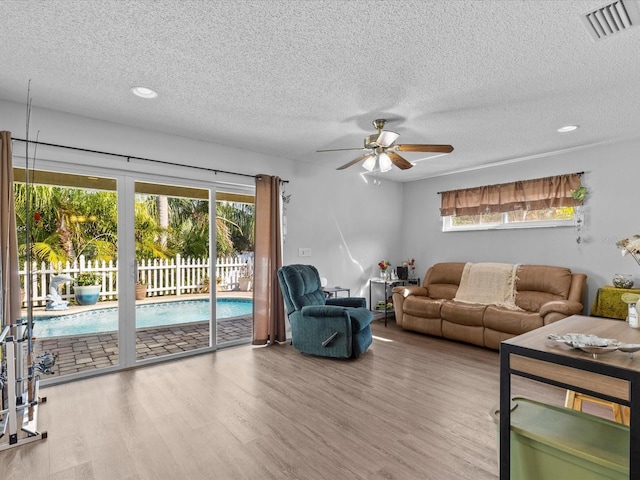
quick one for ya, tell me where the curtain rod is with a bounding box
[436,171,584,195]
[12,137,288,183]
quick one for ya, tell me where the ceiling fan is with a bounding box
[317,119,454,172]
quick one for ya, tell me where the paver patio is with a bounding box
[25,293,253,378]
[33,316,253,378]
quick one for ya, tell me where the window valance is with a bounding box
[439,173,583,217]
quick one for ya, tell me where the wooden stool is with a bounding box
[565,390,630,425]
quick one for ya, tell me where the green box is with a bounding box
[492,397,629,479]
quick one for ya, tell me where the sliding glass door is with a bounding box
[134,181,213,361]
[13,168,119,381]
[15,163,255,382]
[214,190,255,347]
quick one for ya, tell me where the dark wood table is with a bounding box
[500,315,640,478]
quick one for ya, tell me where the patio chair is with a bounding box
[277,264,373,359]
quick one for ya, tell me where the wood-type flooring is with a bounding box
[1,319,592,479]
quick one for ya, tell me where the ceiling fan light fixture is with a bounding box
[325,117,453,172]
[376,130,400,148]
[362,155,376,171]
[378,153,393,172]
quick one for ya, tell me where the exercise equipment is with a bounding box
[0,321,54,451]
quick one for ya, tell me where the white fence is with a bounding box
[19,254,254,307]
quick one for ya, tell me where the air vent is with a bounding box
[581,0,640,41]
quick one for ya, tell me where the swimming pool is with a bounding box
[31,299,253,338]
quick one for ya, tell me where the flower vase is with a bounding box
[380,269,388,281]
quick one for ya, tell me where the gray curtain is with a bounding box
[252,174,285,345]
[1,131,20,329]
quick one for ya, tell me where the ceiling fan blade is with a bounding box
[317,147,367,153]
[396,144,454,153]
[336,153,373,170]
[377,130,400,148]
[388,152,413,170]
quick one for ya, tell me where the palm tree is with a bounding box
[217,201,254,254]
[14,184,117,265]
[15,184,255,265]
[135,195,171,260]
[157,195,169,248]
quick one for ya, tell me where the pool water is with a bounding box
[32,299,252,338]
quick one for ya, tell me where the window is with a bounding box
[443,207,575,231]
[440,173,582,232]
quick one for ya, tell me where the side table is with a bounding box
[591,286,640,320]
[323,287,351,298]
[369,278,419,327]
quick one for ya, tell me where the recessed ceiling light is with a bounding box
[557,125,579,133]
[131,86,158,99]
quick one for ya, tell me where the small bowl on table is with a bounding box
[573,338,621,359]
[618,343,640,358]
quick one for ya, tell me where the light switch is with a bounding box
[298,248,311,257]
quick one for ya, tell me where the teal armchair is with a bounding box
[277,264,373,358]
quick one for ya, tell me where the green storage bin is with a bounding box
[491,396,629,479]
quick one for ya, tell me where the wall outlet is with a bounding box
[298,247,311,257]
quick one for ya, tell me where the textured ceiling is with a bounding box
[1,0,640,182]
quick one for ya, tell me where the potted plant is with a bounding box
[238,262,253,291]
[74,272,102,305]
[135,281,148,300]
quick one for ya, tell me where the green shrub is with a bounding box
[76,272,100,286]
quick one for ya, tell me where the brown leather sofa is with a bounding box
[391,262,587,350]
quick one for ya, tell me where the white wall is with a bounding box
[282,162,403,298]
[1,99,293,186]
[1,99,404,300]
[399,137,640,312]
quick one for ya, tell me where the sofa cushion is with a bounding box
[442,321,485,347]
[517,291,567,313]
[404,296,444,318]
[425,262,465,300]
[484,329,513,350]
[403,315,442,337]
[483,306,543,335]
[428,284,459,300]
[441,301,486,326]
[515,265,573,312]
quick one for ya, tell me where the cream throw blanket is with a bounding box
[454,262,521,310]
